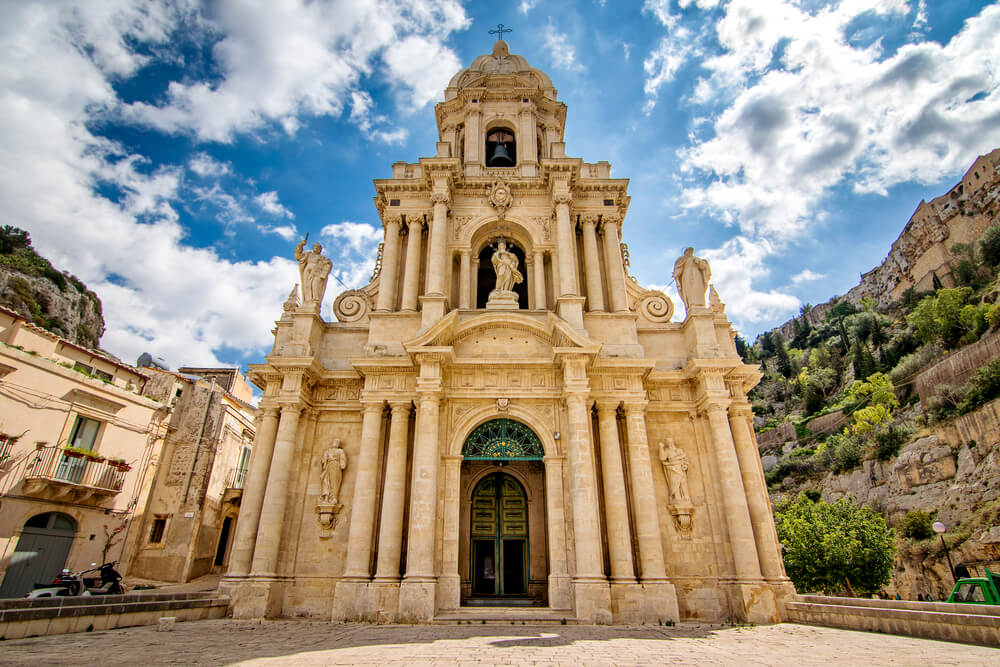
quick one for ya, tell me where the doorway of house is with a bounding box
[0,512,76,598]
[470,472,528,599]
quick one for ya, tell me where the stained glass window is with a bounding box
[462,418,543,461]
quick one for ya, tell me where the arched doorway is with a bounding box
[0,512,76,598]
[471,473,528,597]
[461,418,544,603]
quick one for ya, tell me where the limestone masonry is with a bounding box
[221,41,793,624]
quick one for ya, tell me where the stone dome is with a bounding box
[445,40,556,98]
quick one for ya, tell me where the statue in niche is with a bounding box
[659,438,691,504]
[491,239,523,293]
[294,238,333,305]
[672,247,711,311]
[319,439,347,505]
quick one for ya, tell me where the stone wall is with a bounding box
[945,396,1000,446]
[915,330,1000,408]
[804,410,847,437]
[757,422,795,451]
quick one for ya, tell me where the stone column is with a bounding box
[225,407,279,578]
[705,403,761,579]
[248,405,301,576]
[340,403,385,579]
[471,258,480,308]
[425,192,449,296]
[533,250,546,310]
[400,218,424,311]
[374,401,412,581]
[729,405,784,579]
[458,250,472,309]
[399,380,442,621]
[526,254,535,309]
[622,402,666,580]
[581,216,605,312]
[553,194,577,297]
[601,217,629,312]
[595,401,634,581]
[438,455,463,611]
[543,456,572,610]
[375,215,402,311]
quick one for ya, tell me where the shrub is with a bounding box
[889,343,943,385]
[898,510,935,541]
[803,489,822,502]
[828,432,864,473]
[873,425,910,461]
[957,359,1000,414]
[980,223,1000,267]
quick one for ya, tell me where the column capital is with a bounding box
[382,214,402,228]
[360,401,385,415]
[580,214,599,228]
[728,402,753,419]
[388,399,413,413]
[406,216,423,231]
[258,406,281,418]
[552,192,572,207]
[430,191,450,205]
[278,404,303,417]
[594,398,621,412]
[623,400,649,415]
[459,248,472,258]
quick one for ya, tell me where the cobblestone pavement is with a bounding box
[1,620,995,666]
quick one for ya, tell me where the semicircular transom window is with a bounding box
[462,418,543,461]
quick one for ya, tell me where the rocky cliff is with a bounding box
[0,226,104,349]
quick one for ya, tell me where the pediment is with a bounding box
[404,311,599,362]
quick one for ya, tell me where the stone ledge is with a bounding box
[786,596,1000,647]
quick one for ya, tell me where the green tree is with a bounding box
[898,510,935,541]
[847,372,899,435]
[774,494,893,596]
[905,287,975,349]
[0,226,30,254]
[851,342,877,381]
[980,223,1000,267]
[774,334,793,379]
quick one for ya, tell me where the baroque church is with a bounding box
[221,40,793,625]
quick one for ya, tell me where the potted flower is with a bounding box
[62,446,103,462]
[107,457,131,472]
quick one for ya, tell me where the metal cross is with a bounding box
[489,24,512,41]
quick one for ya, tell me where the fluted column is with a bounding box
[403,390,441,579]
[226,407,279,577]
[596,401,634,581]
[564,393,603,578]
[526,255,535,309]
[729,404,784,579]
[400,218,424,311]
[705,403,762,579]
[375,216,402,311]
[425,192,449,296]
[374,401,412,580]
[601,216,629,312]
[249,404,302,576]
[533,250,546,310]
[554,194,578,297]
[341,403,386,579]
[581,216,605,312]
[458,249,472,309]
[623,402,667,580]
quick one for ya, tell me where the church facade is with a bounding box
[221,41,793,625]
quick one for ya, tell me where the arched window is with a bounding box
[485,128,516,167]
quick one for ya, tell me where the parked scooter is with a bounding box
[26,562,125,598]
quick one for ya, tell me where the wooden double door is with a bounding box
[470,473,528,597]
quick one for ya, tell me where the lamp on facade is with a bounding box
[933,521,956,583]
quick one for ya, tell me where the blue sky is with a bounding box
[2,0,998,370]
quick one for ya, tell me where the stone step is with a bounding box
[434,607,573,624]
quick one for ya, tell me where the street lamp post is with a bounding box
[933,521,956,584]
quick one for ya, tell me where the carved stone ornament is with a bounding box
[709,285,726,314]
[430,191,450,205]
[333,289,371,322]
[487,180,513,220]
[496,397,510,412]
[552,193,572,207]
[282,284,300,314]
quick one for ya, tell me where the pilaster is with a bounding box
[376,215,402,312]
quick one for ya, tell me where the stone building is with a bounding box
[223,41,793,624]
[0,307,168,597]
[128,365,255,582]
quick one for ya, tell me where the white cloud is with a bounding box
[791,269,827,284]
[188,152,232,177]
[519,1,538,15]
[348,91,408,145]
[262,224,298,242]
[642,27,697,114]
[0,1,297,368]
[193,184,254,226]
[320,222,383,288]
[254,191,294,219]
[543,24,584,72]
[702,238,800,328]
[120,0,469,143]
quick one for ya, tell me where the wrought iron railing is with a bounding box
[25,446,126,493]
[226,464,249,490]
[0,436,13,464]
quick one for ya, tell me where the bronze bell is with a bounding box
[488,142,514,167]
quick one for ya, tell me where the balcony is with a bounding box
[22,446,126,503]
[222,464,249,504]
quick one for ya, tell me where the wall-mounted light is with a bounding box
[553,431,561,440]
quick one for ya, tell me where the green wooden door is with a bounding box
[471,473,528,597]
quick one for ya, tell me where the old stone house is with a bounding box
[222,41,792,624]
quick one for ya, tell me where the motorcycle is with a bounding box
[26,561,125,598]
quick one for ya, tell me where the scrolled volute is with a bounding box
[333,289,372,322]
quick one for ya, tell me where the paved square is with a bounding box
[1,620,996,665]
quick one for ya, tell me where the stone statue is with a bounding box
[491,240,523,293]
[319,439,347,504]
[672,247,711,311]
[659,438,690,503]
[294,239,333,305]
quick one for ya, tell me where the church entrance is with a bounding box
[460,418,546,605]
[471,473,528,597]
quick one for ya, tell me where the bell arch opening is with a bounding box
[485,127,516,167]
